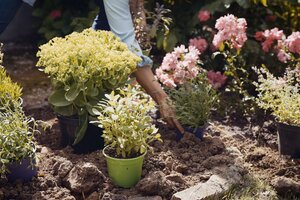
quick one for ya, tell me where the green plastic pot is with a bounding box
[103,145,146,188]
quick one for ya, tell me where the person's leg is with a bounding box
[0,0,22,34]
[92,0,110,31]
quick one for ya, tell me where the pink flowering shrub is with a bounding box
[189,38,208,53]
[207,71,227,89]
[156,45,200,88]
[198,10,211,22]
[255,29,299,63]
[285,32,300,54]
[212,14,247,50]
[255,28,285,52]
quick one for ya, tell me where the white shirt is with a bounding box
[22,0,36,6]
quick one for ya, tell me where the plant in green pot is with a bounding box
[92,85,162,188]
[0,102,38,182]
[168,73,218,140]
[36,29,141,153]
[254,67,300,158]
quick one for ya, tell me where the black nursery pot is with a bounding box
[176,124,207,141]
[7,156,37,182]
[57,115,105,154]
[277,122,300,159]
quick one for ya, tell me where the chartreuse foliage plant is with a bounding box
[254,67,300,126]
[93,85,162,158]
[168,73,218,128]
[0,102,37,175]
[0,51,22,107]
[37,29,141,144]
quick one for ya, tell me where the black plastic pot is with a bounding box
[7,156,37,182]
[277,122,300,158]
[57,115,105,154]
[176,124,207,141]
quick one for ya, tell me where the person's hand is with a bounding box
[159,98,185,134]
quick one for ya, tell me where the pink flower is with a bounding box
[155,45,200,88]
[255,31,264,41]
[189,38,208,53]
[198,10,211,22]
[207,71,227,89]
[257,28,285,52]
[212,14,247,50]
[285,32,300,54]
[49,10,62,20]
[277,49,291,63]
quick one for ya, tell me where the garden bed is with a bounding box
[0,44,299,200]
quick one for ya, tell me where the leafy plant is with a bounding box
[168,73,218,128]
[93,85,162,158]
[0,102,37,175]
[0,50,22,107]
[37,29,141,144]
[254,67,300,126]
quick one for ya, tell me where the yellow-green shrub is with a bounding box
[36,29,141,144]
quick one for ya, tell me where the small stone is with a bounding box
[41,147,49,154]
[166,173,186,184]
[53,156,74,178]
[64,162,105,193]
[101,192,127,200]
[174,164,188,174]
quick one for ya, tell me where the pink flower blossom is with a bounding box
[285,32,300,54]
[255,31,264,41]
[198,10,211,22]
[277,49,291,63]
[207,71,227,89]
[189,38,208,53]
[155,45,200,88]
[256,28,285,52]
[212,14,247,50]
[49,10,62,20]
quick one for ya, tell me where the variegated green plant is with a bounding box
[92,85,162,158]
[0,102,37,175]
[36,29,141,144]
[167,73,218,128]
[254,67,300,126]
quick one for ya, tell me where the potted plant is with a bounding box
[36,29,141,153]
[168,74,218,140]
[255,67,300,158]
[155,45,218,139]
[92,85,162,188]
[0,101,38,182]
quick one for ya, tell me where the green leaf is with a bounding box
[49,89,72,107]
[53,104,76,116]
[73,112,88,145]
[65,84,81,102]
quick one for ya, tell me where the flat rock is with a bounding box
[171,166,243,200]
[166,173,186,184]
[64,162,105,193]
[32,187,75,200]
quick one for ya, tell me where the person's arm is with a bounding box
[103,0,184,133]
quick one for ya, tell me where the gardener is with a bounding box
[93,0,184,134]
[0,0,36,34]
